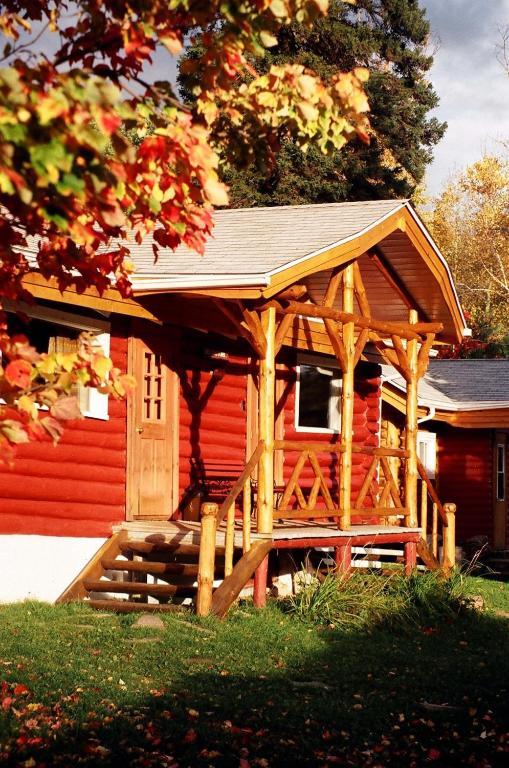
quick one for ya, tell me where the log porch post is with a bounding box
[257,305,276,535]
[339,263,355,530]
[404,309,419,528]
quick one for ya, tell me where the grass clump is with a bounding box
[285,569,468,631]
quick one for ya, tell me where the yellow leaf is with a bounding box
[17,395,38,419]
[37,355,57,376]
[161,34,183,55]
[260,30,278,48]
[56,353,79,372]
[298,101,319,123]
[92,355,113,380]
[203,175,229,207]
[270,0,288,19]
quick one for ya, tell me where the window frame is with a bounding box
[4,301,111,421]
[294,354,342,435]
[417,430,437,480]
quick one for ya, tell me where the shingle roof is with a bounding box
[129,199,405,286]
[382,359,509,410]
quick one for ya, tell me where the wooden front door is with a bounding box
[127,329,179,520]
[493,431,507,549]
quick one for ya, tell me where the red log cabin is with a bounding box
[0,200,470,613]
[382,360,509,551]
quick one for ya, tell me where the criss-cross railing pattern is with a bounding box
[353,446,409,519]
[274,440,341,519]
[271,442,411,523]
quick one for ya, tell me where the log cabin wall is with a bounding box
[177,329,249,502]
[435,426,493,544]
[0,317,128,538]
[279,355,381,512]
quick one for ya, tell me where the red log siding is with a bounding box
[436,428,493,544]
[178,332,249,499]
[279,357,381,513]
[0,320,128,537]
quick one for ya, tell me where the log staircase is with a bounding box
[57,443,455,617]
[56,523,272,617]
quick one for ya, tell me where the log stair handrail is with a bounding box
[217,439,265,524]
[417,458,447,526]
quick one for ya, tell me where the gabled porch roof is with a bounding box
[21,199,467,345]
[127,199,467,344]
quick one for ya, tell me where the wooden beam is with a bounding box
[404,309,419,528]
[257,306,276,535]
[353,261,371,317]
[274,314,295,355]
[369,248,430,321]
[323,266,343,308]
[196,503,218,617]
[324,318,348,372]
[214,299,263,356]
[241,306,268,359]
[211,539,273,618]
[417,333,436,379]
[276,284,308,301]
[339,263,355,531]
[269,299,442,341]
[369,333,409,381]
[391,334,411,381]
[353,328,370,367]
[442,503,457,573]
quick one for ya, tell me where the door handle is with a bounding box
[136,426,144,434]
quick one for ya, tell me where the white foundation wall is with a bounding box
[0,535,106,603]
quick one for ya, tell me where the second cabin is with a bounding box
[0,200,470,614]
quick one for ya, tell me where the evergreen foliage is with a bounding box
[179,0,446,207]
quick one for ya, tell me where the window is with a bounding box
[5,303,111,421]
[296,357,342,433]
[497,444,506,502]
[417,431,437,479]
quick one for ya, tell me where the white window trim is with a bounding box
[417,430,437,480]
[295,353,342,434]
[5,302,111,421]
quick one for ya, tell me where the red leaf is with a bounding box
[4,359,32,389]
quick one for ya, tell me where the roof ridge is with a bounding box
[212,199,408,215]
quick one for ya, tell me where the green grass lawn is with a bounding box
[0,575,508,767]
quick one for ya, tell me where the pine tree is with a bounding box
[179,0,446,206]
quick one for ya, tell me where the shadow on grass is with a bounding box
[1,606,508,767]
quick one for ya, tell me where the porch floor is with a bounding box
[116,519,422,549]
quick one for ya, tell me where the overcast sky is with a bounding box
[422,0,509,195]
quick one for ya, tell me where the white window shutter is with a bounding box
[79,332,110,421]
[417,431,436,479]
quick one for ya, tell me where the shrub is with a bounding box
[284,569,467,632]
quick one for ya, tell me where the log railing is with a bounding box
[218,439,265,577]
[417,459,456,571]
[196,440,265,615]
[273,440,343,519]
[353,446,409,520]
[272,441,413,525]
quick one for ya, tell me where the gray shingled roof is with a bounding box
[382,360,509,410]
[128,199,405,286]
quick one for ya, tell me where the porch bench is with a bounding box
[181,459,256,521]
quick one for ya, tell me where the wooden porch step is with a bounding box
[83,580,196,598]
[120,541,201,557]
[119,540,227,558]
[101,558,200,577]
[87,599,186,614]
